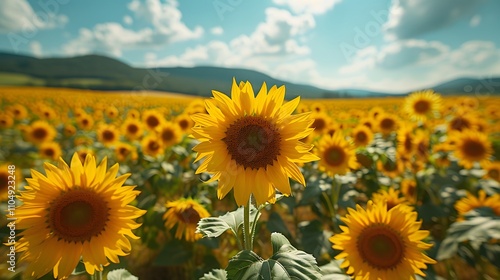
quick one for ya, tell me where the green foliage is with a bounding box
[197,205,260,240]
[200,269,228,280]
[226,233,322,280]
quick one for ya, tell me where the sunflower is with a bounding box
[76,148,95,163]
[310,102,326,113]
[368,106,385,120]
[351,125,373,147]
[97,124,120,147]
[325,122,341,137]
[372,188,412,211]
[453,130,492,169]
[0,113,14,129]
[317,132,358,176]
[359,117,375,130]
[174,113,193,134]
[25,120,57,145]
[76,114,94,130]
[413,130,430,161]
[7,104,29,120]
[191,79,318,206]
[401,179,418,204]
[39,105,57,120]
[157,122,181,148]
[310,112,331,135]
[15,153,146,279]
[126,108,140,119]
[455,190,500,220]
[330,200,436,279]
[483,161,500,182]
[163,198,210,242]
[122,118,144,141]
[141,134,164,157]
[114,142,138,162]
[397,126,415,156]
[403,90,442,121]
[448,110,477,132]
[105,106,119,119]
[432,143,452,168]
[377,113,399,135]
[377,158,404,178]
[39,142,62,160]
[63,124,76,137]
[142,109,165,130]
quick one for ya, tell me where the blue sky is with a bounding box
[1,0,499,93]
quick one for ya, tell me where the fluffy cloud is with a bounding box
[211,26,223,35]
[0,0,67,33]
[153,7,314,69]
[30,41,43,57]
[272,0,342,15]
[384,0,483,40]
[63,0,202,57]
[338,40,500,92]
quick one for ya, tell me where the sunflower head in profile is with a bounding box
[403,90,442,121]
[455,190,500,220]
[15,153,146,279]
[25,120,57,145]
[401,178,418,204]
[453,130,492,169]
[191,79,318,206]
[351,125,373,147]
[97,124,120,147]
[397,126,416,156]
[163,198,210,242]
[330,200,436,280]
[317,132,358,176]
[39,142,62,160]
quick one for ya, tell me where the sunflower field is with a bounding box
[1,82,500,280]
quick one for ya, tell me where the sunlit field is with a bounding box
[1,85,499,280]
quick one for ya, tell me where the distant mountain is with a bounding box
[0,52,498,98]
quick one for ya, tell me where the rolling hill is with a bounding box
[0,52,498,98]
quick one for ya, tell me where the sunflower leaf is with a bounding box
[226,233,321,280]
[200,269,227,280]
[196,205,259,239]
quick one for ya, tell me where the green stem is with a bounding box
[91,269,103,280]
[243,198,252,251]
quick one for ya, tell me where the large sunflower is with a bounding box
[15,153,146,279]
[317,132,358,176]
[403,90,442,121]
[453,130,492,169]
[163,198,210,242]
[330,200,436,279]
[191,79,318,206]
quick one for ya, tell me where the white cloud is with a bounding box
[470,15,481,27]
[62,0,202,57]
[337,40,500,92]
[123,15,133,25]
[211,26,223,35]
[29,41,42,57]
[62,23,153,57]
[128,0,202,42]
[272,0,342,15]
[384,0,483,40]
[0,0,67,33]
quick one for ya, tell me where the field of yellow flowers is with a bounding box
[1,83,499,280]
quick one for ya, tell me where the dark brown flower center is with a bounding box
[450,117,470,131]
[32,127,48,140]
[463,139,486,159]
[118,147,130,156]
[175,206,201,224]
[48,189,110,243]
[0,172,8,191]
[148,140,160,152]
[223,116,281,170]
[312,118,326,131]
[161,128,175,142]
[324,146,345,167]
[44,148,55,157]
[357,224,404,269]
[355,131,368,143]
[146,115,160,128]
[127,124,139,134]
[414,100,431,114]
[81,119,89,126]
[403,135,413,152]
[102,130,115,142]
[380,118,395,131]
[179,119,189,130]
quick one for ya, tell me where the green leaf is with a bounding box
[437,216,500,260]
[319,260,350,280]
[197,205,260,239]
[267,212,293,241]
[226,233,321,280]
[154,239,193,266]
[200,269,227,280]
